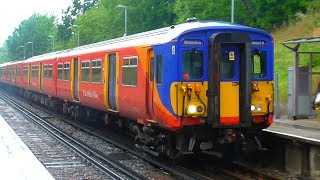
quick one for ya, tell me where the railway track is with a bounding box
[0,92,147,180]
[0,91,203,179]
[0,90,288,180]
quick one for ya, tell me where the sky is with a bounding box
[0,0,72,47]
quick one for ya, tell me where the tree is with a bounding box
[245,0,311,31]
[5,14,56,61]
[0,47,8,63]
[56,0,98,49]
[173,0,246,24]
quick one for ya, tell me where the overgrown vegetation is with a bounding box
[273,6,320,102]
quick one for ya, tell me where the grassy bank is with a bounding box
[272,12,320,103]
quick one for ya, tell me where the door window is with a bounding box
[220,50,235,79]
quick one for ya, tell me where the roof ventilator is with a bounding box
[186,17,198,23]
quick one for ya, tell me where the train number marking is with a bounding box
[252,96,262,101]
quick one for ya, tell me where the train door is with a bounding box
[147,49,155,116]
[39,62,43,92]
[219,45,240,124]
[14,66,17,85]
[208,32,252,127]
[72,58,79,101]
[28,64,31,89]
[108,53,118,111]
[9,66,12,83]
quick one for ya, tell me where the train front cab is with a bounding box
[169,29,274,154]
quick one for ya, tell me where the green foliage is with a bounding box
[247,0,312,31]
[5,14,56,61]
[173,0,246,23]
[0,47,8,63]
[56,0,98,49]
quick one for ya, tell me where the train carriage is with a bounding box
[76,51,105,111]
[0,20,274,158]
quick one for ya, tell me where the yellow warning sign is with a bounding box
[229,51,235,61]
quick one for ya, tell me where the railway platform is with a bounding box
[0,115,54,180]
[266,117,320,144]
[263,117,320,177]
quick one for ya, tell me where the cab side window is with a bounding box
[253,50,267,78]
[156,55,162,84]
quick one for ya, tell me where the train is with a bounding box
[0,19,274,159]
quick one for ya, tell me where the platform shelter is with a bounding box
[283,37,320,119]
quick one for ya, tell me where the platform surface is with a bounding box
[265,117,320,144]
[0,115,54,180]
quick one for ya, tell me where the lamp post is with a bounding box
[231,0,234,23]
[72,25,80,47]
[27,41,34,57]
[48,35,55,52]
[20,45,25,59]
[117,5,128,36]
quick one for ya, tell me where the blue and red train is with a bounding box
[0,20,274,158]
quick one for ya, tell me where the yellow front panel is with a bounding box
[170,82,208,116]
[251,81,274,115]
[220,82,239,117]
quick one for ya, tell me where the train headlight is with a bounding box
[251,105,256,111]
[187,105,197,114]
[256,105,262,111]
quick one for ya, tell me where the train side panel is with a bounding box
[117,47,148,121]
[56,56,74,102]
[42,58,57,97]
[78,51,106,111]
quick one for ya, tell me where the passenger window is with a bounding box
[182,49,203,79]
[17,67,21,77]
[81,61,90,82]
[64,63,70,80]
[23,67,28,77]
[252,50,267,78]
[32,66,38,78]
[122,57,138,86]
[92,60,102,83]
[43,65,48,78]
[48,65,53,79]
[58,64,63,80]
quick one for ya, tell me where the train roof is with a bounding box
[0,61,21,68]
[61,21,271,56]
[10,21,272,64]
